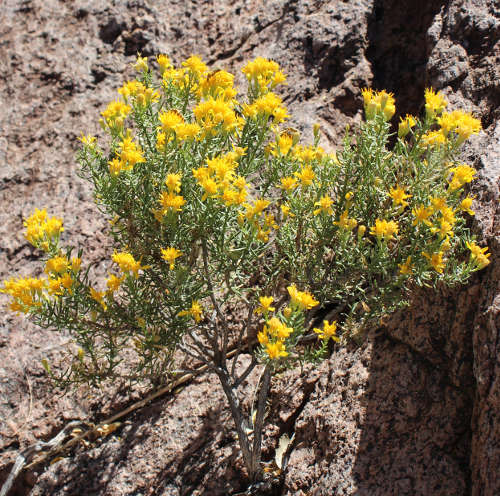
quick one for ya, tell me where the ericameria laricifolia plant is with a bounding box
[2,53,491,485]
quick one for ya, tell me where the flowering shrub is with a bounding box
[2,54,490,483]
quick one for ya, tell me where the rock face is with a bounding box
[0,0,498,495]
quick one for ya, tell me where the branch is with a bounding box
[250,363,272,481]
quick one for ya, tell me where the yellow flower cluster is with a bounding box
[242,56,287,93]
[334,210,357,231]
[133,55,148,73]
[243,91,289,124]
[112,251,148,278]
[466,241,491,269]
[106,273,125,294]
[239,198,277,242]
[361,89,395,121]
[370,219,399,240]
[2,254,80,313]
[269,131,294,156]
[287,284,319,310]
[257,316,293,359]
[198,69,236,101]
[118,80,159,106]
[423,251,446,273]
[438,110,482,142]
[398,256,414,275]
[313,195,334,216]
[398,114,417,138]
[156,110,201,148]
[421,130,447,148]
[100,100,131,131]
[1,277,45,313]
[45,258,77,298]
[155,173,186,219]
[389,186,412,208]
[292,144,325,163]
[24,208,64,250]
[108,132,145,176]
[424,88,448,117]
[448,164,476,190]
[182,55,208,80]
[193,151,248,205]
[193,97,241,135]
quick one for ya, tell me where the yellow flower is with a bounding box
[361,88,395,120]
[24,208,64,248]
[157,54,172,74]
[193,97,239,134]
[79,134,97,147]
[313,196,334,216]
[182,55,208,78]
[265,341,288,359]
[178,300,203,322]
[133,55,148,72]
[90,288,107,310]
[432,219,454,239]
[101,100,131,130]
[45,256,69,275]
[106,274,124,293]
[257,329,269,345]
[421,130,447,148]
[242,57,286,92]
[287,284,319,310]
[255,296,275,315]
[159,110,184,132]
[264,317,293,340]
[313,320,339,341]
[165,173,182,193]
[412,205,433,227]
[440,206,456,225]
[459,196,475,216]
[334,211,357,230]
[272,132,294,156]
[294,165,315,187]
[430,197,447,213]
[424,88,447,118]
[389,186,411,208]
[199,70,235,100]
[398,114,416,138]
[71,257,82,272]
[370,219,399,240]
[158,191,186,212]
[398,256,414,275]
[279,176,298,192]
[438,110,482,143]
[279,204,291,219]
[112,252,148,278]
[466,241,490,269]
[176,122,201,141]
[448,164,476,190]
[423,251,445,273]
[161,247,182,270]
[115,132,145,171]
[244,198,271,219]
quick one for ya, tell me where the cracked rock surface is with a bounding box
[0,0,498,494]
